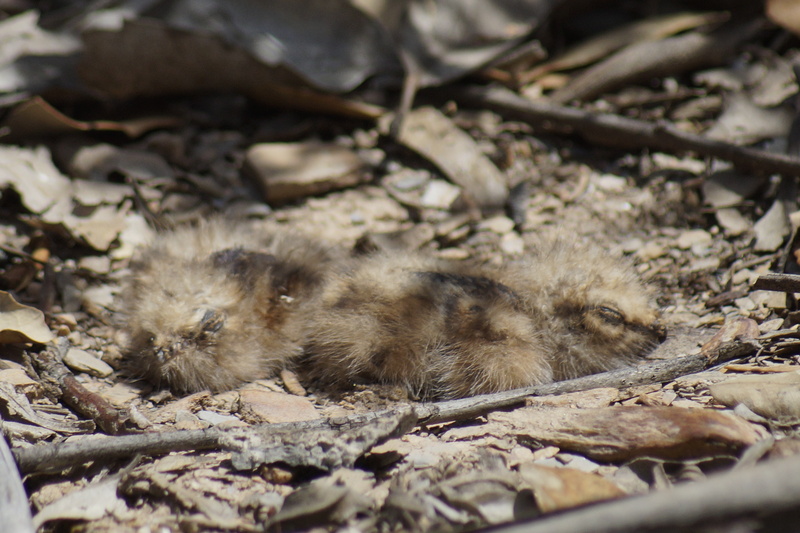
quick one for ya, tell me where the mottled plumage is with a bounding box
[121,220,666,399]
[302,239,666,399]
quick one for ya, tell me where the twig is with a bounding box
[32,339,128,435]
[446,85,800,177]
[0,243,47,265]
[752,272,800,293]
[0,417,34,533]
[12,338,757,475]
[415,337,758,424]
[549,20,753,104]
[13,426,220,475]
[13,408,415,475]
[479,453,800,533]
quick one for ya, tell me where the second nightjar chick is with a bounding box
[300,238,666,399]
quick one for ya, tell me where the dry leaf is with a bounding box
[753,198,790,252]
[709,372,800,422]
[244,141,369,205]
[518,463,626,513]
[78,10,388,118]
[397,106,508,207]
[1,97,180,141]
[704,94,793,145]
[0,291,54,344]
[238,389,320,424]
[0,11,80,95]
[522,11,725,83]
[490,406,759,461]
[33,478,127,530]
[767,0,800,37]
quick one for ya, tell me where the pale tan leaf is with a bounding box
[519,463,626,513]
[710,372,800,421]
[0,291,54,344]
[490,406,760,461]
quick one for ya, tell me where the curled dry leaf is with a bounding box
[709,371,800,422]
[1,97,180,141]
[518,463,626,513]
[489,406,760,462]
[522,11,726,84]
[32,477,127,531]
[0,290,54,344]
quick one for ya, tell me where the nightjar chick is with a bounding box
[301,238,666,399]
[120,218,336,393]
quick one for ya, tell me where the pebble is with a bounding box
[436,248,471,260]
[244,141,368,205]
[593,174,627,192]
[759,318,785,333]
[675,229,712,250]
[732,269,755,286]
[420,180,461,209]
[196,409,239,426]
[620,238,644,253]
[390,169,429,191]
[78,255,111,274]
[479,215,515,235]
[102,382,144,408]
[635,241,666,261]
[734,297,756,312]
[175,409,208,430]
[500,232,525,255]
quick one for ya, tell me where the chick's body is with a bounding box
[121,219,335,393]
[302,239,666,399]
[121,220,665,399]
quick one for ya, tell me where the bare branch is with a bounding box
[447,85,800,177]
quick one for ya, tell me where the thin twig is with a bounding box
[12,338,757,475]
[445,85,800,177]
[13,426,220,474]
[753,273,800,293]
[415,337,758,424]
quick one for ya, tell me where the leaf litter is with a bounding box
[0,2,799,532]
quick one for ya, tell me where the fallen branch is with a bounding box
[485,453,800,533]
[752,272,800,293]
[13,426,219,475]
[13,337,757,475]
[12,407,416,475]
[446,85,800,177]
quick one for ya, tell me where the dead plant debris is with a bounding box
[1,1,800,532]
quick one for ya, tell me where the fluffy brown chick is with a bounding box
[120,218,335,393]
[301,238,666,399]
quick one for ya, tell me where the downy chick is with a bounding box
[120,218,335,393]
[301,238,666,399]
